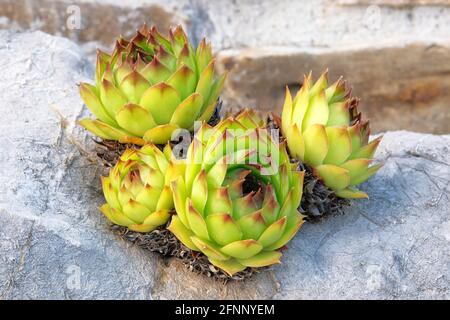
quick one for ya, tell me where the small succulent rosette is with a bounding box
[100,144,183,232]
[281,71,382,199]
[167,110,305,276]
[79,24,226,145]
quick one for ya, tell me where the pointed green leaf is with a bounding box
[206,160,227,188]
[258,216,287,247]
[196,38,213,74]
[237,251,282,268]
[167,64,197,100]
[261,185,280,225]
[348,123,362,153]
[139,83,181,124]
[79,83,116,126]
[340,159,372,185]
[191,169,208,213]
[143,124,179,144]
[119,71,150,104]
[349,137,382,160]
[135,184,162,212]
[291,171,304,210]
[101,176,121,211]
[142,209,170,228]
[286,123,305,160]
[206,213,242,246]
[169,25,188,56]
[190,236,229,261]
[327,102,350,127]
[151,26,172,53]
[156,186,174,210]
[204,187,233,217]
[220,239,263,259]
[95,50,110,87]
[140,57,172,84]
[170,176,188,227]
[208,258,246,276]
[309,70,328,97]
[265,213,304,250]
[186,199,210,240]
[114,60,133,85]
[281,86,293,137]
[198,73,226,121]
[335,187,369,199]
[325,77,347,104]
[302,91,329,131]
[78,119,132,141]
[314,164,350,191]
[167,215,198,251]
[237,210,266,240]
[122,199,151,224]
[139,166,164,188]
[100,204,135,227]
[99,81,127,121]
[350,163,383,186]
[292,79,310,130]
[115,103,157,136]
[303,124,328,166]
[170,93,203,129]
[177,43,196,72]
[155,45,176,71]
[323,126,352,165]
[195,59,215,103]
[232,193,259,220]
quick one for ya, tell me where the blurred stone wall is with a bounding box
[0,0,449,133]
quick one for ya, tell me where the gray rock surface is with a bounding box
[0,30,449,299]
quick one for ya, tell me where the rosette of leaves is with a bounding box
[100,144,183,232]
[281,71,382,199]
[79,24,226,145]
[167,110,305,276]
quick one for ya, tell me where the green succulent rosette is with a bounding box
[100,144,183,233]
[281,71,382,199]
[167,110,305,276]
[79,24,226,145]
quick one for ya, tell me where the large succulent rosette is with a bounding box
[167,110,305,275]
[79,24,226,145]
[100,144,183,232]
[281,71,382,199]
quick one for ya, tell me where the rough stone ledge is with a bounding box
[216,43,450,134]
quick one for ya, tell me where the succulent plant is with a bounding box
[79,24,226,145]
[167,110,305,276]
[281,71,382,199]
[100,144,183,232]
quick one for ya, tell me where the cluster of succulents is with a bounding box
[80,25,382,278]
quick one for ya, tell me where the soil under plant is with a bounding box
[111,224,263,282]
[298,163,350,222]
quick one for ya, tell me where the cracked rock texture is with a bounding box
[0,30,449,299]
